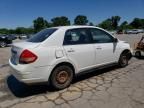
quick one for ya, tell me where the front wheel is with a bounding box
[50,65,74,90]
[118,53,129,68]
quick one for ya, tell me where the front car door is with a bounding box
[89,28,119,66]
[63,28,95,73]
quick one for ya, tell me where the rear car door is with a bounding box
[63,28,95,72]
[90,28,118,65]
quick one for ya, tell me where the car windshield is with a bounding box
[27,28,57,43]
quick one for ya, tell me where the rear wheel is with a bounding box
[118,53,129,67]
[0,41,7,48]
[50,65,74,90]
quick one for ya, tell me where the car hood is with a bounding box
[120,40,129,44]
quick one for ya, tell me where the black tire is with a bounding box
[0,41,7,48]
[118,53,129,68]
[50,65,74,90]
[135,51,141,58]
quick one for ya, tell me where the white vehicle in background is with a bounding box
[138,29,144,33]
[109,31,116,35]
[9,26,132,90]
[19,34,28,40]
[125,29,144,34]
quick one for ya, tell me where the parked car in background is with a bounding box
[19,34,28,40]
[137,29,144,33]
[0,34,13,47]
[125,29,144,34]
[109,31,116,35]
[9,26,132,90]
[117,30,123,34]
[8,34,17,40]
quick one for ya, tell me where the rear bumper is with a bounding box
[9,59,52,84]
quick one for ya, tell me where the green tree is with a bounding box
[121,21,128,26]
[98,18,112,30]
[89,22,94,26]
[14,27,34,34]
[111,16,121,30]
[74,15,88,25]
[15,27,23,34]
[51,16,70,26]
[26,28,34,34]
[130,18,144,29]
[8,29,16,34]
[0,28,9,34]
[119,21,128,30]
[33,17,50,33]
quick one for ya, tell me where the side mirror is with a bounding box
[113,38,118,43]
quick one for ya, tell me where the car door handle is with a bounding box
[67,49,75,52]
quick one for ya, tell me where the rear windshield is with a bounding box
[27,28,57,43]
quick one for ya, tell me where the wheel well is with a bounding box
[121,49,132,60]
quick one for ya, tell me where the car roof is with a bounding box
[50,25,102,30]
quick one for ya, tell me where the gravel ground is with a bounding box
[0,33,144,108]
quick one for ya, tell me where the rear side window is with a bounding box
[27,28,57,43]
[63,28,91,45]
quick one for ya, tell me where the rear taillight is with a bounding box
[19,49,37,64]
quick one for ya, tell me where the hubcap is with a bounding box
[56,71,69,84]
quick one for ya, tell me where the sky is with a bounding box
[0,0,144,29]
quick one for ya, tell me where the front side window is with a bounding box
[90,28,114,43]
[63,28,91,45]
[27,28,57,43]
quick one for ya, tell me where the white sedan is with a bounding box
[9,26,132,89]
